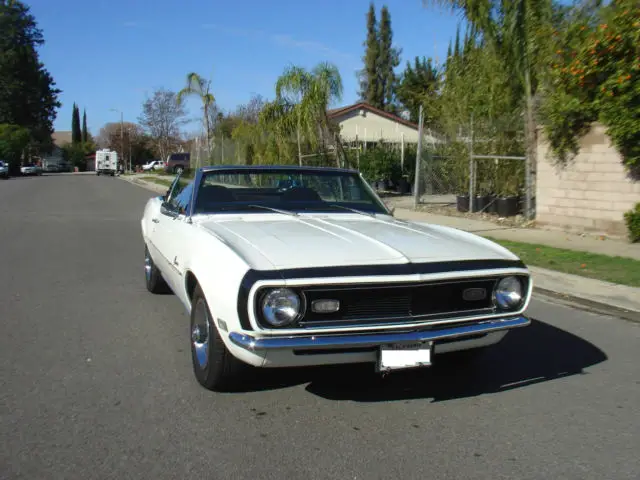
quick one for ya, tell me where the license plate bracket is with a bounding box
[377,341,433,372]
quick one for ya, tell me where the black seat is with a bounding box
[196,185,236,210]
[280,187,322,202]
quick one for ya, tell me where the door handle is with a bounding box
[152,218,159,223]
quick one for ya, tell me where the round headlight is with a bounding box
[261,288,302,327]
[494,276,523,310]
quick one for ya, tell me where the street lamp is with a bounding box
[110,108,129,172]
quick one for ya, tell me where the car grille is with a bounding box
[298,277,516,327]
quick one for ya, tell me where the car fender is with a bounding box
[180,227,267,364]
[181,226,252,330]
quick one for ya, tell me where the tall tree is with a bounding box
[358,3,380,106]
[82,109,88,143]
[357,3,401,110]
[378,6,401,111]
[177,73,215,149]
[71,103,81,143]
[138,88,187,161]
[0,0,61,152]
[422,0,553,219]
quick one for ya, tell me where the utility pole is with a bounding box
[413,105,424,209]
[119,111,124,172]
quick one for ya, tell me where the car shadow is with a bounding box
[226,319,607,402]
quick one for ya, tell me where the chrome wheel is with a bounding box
[192,298,210,369]
[144,248,152,282]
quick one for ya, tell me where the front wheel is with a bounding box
[174,166,184,174]
[190,284,245,391]
[144,244,170,294]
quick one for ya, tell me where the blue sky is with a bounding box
[27,0,463,135]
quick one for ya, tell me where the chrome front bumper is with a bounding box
[229,316,530,352]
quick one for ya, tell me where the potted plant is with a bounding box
[495,177,520,217]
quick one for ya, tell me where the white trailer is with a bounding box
[95,149,118,176]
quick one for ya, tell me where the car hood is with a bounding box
[195,213,518,271]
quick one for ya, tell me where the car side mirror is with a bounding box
[160,202,177,217]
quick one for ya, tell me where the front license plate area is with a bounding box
[377,342,432,372]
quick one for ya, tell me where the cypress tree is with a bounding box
[71,103,81,143]
[378,5,400,112]
[82,109,88,143]
[359,2,380,106]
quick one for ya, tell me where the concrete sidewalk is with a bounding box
[393,207,640,261]
[122,175,640,319]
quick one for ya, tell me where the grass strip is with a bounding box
[487,237,640,287]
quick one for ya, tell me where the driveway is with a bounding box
[0,174,638,479]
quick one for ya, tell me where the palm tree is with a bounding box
[177,73,216,153]
[269,62,343,165]
[422,0,552,219]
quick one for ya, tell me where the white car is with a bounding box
[142,160,165,171]
[141,166,532,391]
[20,163,42,176]
[0,160,9,179]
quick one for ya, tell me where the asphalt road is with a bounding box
[1,173,639,480]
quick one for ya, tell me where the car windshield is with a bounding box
[192,168,389,215]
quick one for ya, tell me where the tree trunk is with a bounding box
[204,104,211,160]
[524,68,536,221]
[296,115,302,166]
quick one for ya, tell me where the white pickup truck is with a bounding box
[95,149,118,176]
[142,160,165,171]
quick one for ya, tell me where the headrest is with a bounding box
[280,187,322,202]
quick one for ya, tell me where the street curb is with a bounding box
[121,175,640,321]
[532,287,640,324]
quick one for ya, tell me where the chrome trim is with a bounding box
[247,272,533,333]
[229,316,529,351]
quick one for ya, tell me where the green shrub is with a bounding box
[624,203,640,243]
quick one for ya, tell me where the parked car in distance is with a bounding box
[141,165,532,392]
[164,152,190,174]
[0,160,9,179]
[20,163,42,176]
[142,160,166,171]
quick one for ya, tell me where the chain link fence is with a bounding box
[414,113,531,219]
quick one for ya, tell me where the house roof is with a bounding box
[52,131,72,147]
[327,102,418,130]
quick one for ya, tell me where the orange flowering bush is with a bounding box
[541,0,640,168]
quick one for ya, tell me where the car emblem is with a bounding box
[462,287,487,302]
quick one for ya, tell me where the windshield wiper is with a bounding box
[246,204,299,217]
[325,204,377,218]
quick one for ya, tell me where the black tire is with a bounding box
[174,166,184,174]
[96,171,101,176]
[144,244,170,294]
[190,283,245,391]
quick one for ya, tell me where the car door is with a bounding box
[153,175,194,293]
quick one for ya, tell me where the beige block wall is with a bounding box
[536,123,640,237]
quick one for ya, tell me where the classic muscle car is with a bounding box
[141,165,532,391]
